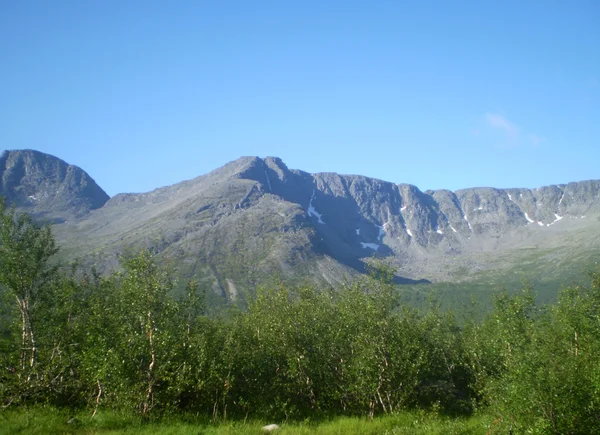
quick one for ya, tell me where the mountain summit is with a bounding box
[0,149,109,223]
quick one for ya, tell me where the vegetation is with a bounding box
[1,197,600,433]
[0,407,493,434]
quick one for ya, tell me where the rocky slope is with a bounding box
[3,150,600,302]
[0,150,109,223]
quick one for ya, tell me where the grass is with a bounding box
[0,407,495,435]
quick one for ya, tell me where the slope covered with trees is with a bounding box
[1,197,599,433]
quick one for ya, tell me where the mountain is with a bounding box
[0,150,109,223]
[3,150,600,304]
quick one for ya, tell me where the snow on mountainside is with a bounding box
[2,150,600,303]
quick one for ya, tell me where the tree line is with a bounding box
[1,197,599,433]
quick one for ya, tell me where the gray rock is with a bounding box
[0,149,108,223]
[4,151,600,303]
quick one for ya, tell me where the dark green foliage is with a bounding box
[479,276,600,433]
[2,202,600,433]
[0,197,59,404]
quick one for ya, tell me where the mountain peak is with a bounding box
[0,149,109,222]
[4,149,600,305]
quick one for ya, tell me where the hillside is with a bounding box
[2,149,599,303]
[0,149,109,223]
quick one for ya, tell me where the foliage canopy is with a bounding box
[1,201,599,433]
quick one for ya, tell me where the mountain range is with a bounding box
[2,149,599,305]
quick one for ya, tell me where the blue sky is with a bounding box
[1,1,598,196]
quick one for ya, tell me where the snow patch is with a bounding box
[537,221,544,227]
[507,193,514,202]
[264,171,272,191]
[524,212,535,224]
[463,216,472,231]
[28,195,36,201]
[558,194,564,205]
[360,242,379,250]
[307,190,324,224]
[377,225,385,241]
[546,214,563,227]
[406,228,414,237]
[449,225,457,233]
[436,228,444,235]
[401,205,407,212]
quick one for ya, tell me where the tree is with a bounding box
[109,249,179,415]
[484,278,600,433]
[0,197,58,377]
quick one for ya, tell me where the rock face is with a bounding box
[3,150,600,301]
[0,150,109,223]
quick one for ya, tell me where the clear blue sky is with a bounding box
[1,1,598,196]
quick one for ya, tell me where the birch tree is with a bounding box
[0,197,58,378]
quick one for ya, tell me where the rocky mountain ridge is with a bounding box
[2,149,599,302]
[232,155,599,251]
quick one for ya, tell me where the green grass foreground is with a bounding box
[0,407,495,435]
